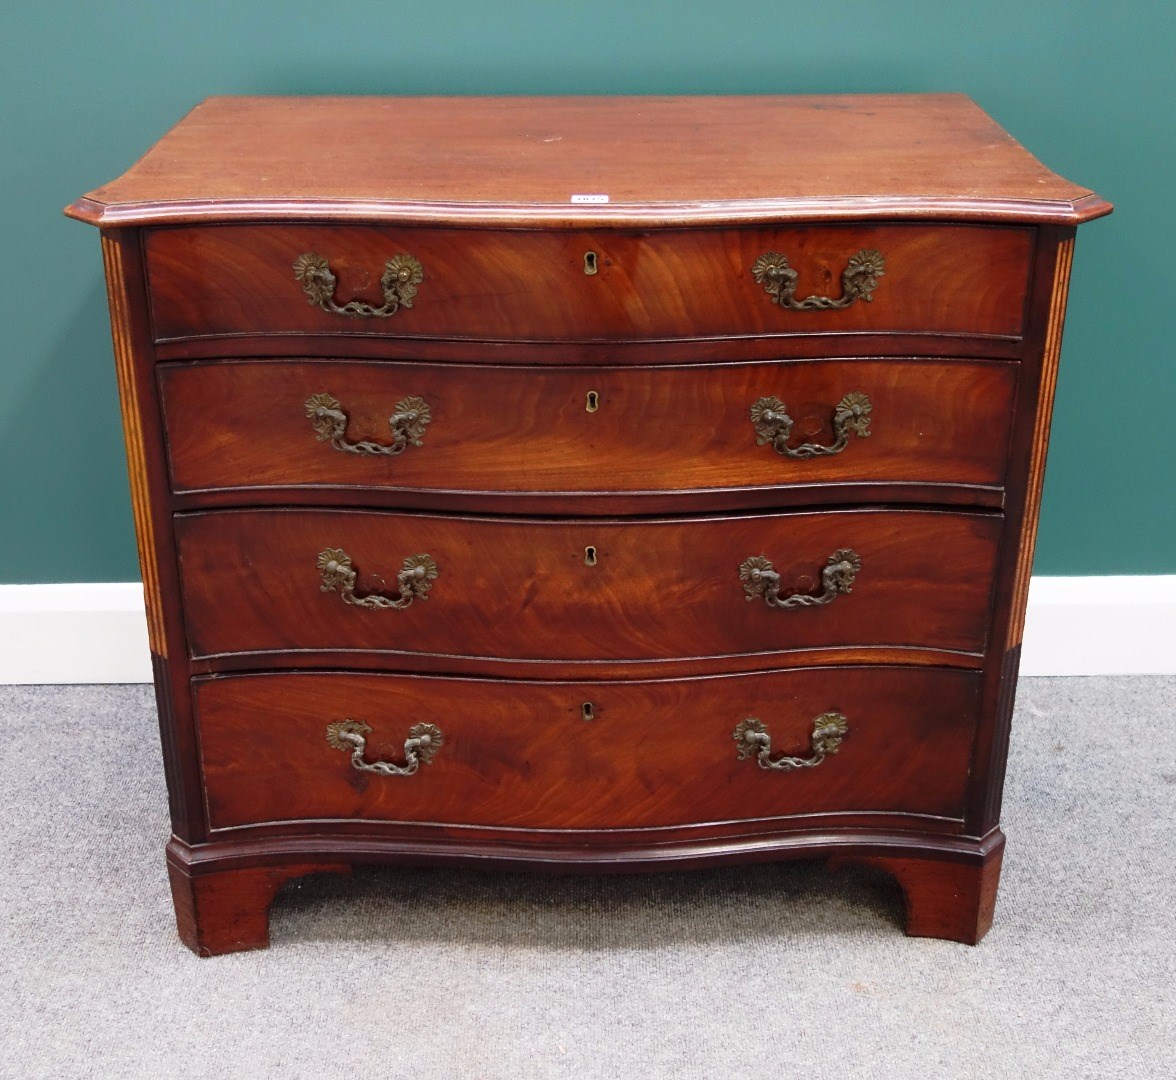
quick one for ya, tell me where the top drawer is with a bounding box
[144,224,1033,346]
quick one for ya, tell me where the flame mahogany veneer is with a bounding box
[144,222,1033,344]
[158,357,1019,504]
[69,94,1109,955]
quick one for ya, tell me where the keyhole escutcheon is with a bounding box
[583,251,598,275]
[584,545,598,566]
[581,702,595,721]
[586,390,600,412]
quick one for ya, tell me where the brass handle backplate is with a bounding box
[326,719,443,777]
[733,713,848,771]
[305,392,431,456]
[739,549,861,608]
[751,249,885,311]
[317,548,438,610]
[293,251,424,317]
[750,393,872,458]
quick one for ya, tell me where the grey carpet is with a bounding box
[0,677,1173,1079]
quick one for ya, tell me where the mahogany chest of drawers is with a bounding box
[69,94,1110,954]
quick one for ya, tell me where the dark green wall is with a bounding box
[3,1,1171,581]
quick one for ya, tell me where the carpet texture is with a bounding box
[0,677,1172,1079]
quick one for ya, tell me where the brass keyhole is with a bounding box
[583,251,599,275]
[586,390,600,412]
[584,545,597,566]
[581,702,595,721]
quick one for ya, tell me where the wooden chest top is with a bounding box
[66,94,1110,228]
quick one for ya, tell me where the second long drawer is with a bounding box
[175,507,1000,666]
[159,357,1018,501]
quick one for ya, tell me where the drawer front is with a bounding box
[195,667,981,832]
[146,224,1033,343]
[175,508,1000,664]
[160,357,1017,498]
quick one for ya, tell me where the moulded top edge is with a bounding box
[65,192,1113,230]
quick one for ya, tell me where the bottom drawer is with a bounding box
[195,668,980,832]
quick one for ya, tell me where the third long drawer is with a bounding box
[175,507,1001,669]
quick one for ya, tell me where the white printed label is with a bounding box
[570,194,610,204]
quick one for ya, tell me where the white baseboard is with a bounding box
[0,584,153,685]
[0,577,1173,684]
[1020,575,1176,676]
